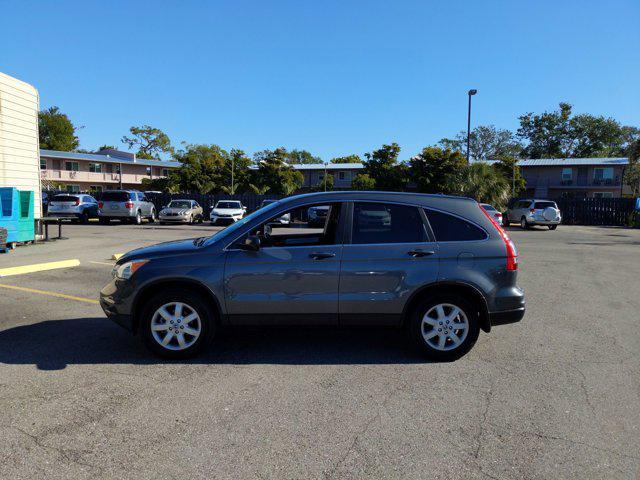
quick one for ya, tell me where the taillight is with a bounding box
[75,199,80,206]
[125,202,134,209]
[478,203,518,271]
[529,209,535,214]
[98,202,103,209]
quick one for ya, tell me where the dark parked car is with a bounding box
[101,192,524,361]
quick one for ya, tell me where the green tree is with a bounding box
[330,154,363,164]
[410,147,467,194]
[286,149,322,164]
[363,143,408,191]
[171,144,229,193]
[221,149,253,194]
[517,102,639,158]
[38,106,80,151]
[140,176,176,193]
[493,156,526,197]
[252,148,304,195]
[445,162,510,209]
[310,173,334,192]
[624,139,640,197]
[122,125,173,159]
[351,173,376,190]
[97,145,116,151]
[439,125,522,161]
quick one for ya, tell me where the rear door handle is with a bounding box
[407,249,435,258]
[309,252,335,260]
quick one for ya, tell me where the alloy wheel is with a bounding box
[421,303,469,351]
[151,302,202,351]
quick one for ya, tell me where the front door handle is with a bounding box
[407,249,435,258]
[309,252,335,260]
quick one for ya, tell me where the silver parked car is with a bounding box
[159,200,204,225]
[47,194,99,223]
[506,199,561,230]
[260,199,290,225]
[98,190,157,225]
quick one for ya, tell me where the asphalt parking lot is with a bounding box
[0,222,639,479]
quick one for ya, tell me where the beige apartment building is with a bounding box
[40,149,180,192]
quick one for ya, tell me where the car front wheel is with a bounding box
[408,295,479,361]
[548,225,557,230]
[520,217,529,229]
[140,289,215,359]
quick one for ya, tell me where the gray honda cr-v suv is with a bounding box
[100,192,524,361]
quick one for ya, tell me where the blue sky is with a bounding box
[2,0,639,160]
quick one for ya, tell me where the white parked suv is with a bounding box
[505,199,561,230]
[210,200,246,225]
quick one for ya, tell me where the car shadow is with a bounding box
[0,318,427,370]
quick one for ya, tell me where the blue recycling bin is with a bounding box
[0,187,21,244]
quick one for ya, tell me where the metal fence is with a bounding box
[554,197,636,226]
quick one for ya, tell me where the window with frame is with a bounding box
[89,185,103,193]
[162,168,169,177]
[40,159,47,170]
[561,168,572,180]
[352,203,427,245]
[424,209,487,242]
[89,163,102,173]
[66,185,80,193]
[593,192,613,198]
[146,167,152,176]
[244,202,342,248]
[338,171,346,180]
[65,161,79,171]
[593,167,613,180]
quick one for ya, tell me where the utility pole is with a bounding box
[231,156,235,194]
[467,89,478,163]
[324,162,328,191]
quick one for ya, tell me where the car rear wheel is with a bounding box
[140,289,215,359]
[520,217,529,229]
[548,225,557,230]
[149,209,156,223]
[79,211,89,224]
[408,295,479,361]
[134,210,142,225]
[99,217,109,225]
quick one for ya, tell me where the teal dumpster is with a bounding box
[17,190,35,242]
[0,187,20,244]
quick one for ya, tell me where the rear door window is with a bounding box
[352,203,427,244]
[534,201,556,209]
[102,192,130,202]
[424,209,487,242]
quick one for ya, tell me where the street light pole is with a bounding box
[467,89,478,163]
[324,162,328,192]
[231,156,235,194]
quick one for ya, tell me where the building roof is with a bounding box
[484,157,629,167]
[40,149,181,168]
[249,162,364,171]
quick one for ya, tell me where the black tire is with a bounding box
[99,217,110,225]
[520,217,529,230]
[189,214,194,225]
[134,210,142,225]
[79,211,89,224]
[548,225,557,230]
[159,221,166,226]
[148,209,156,223]
[140,288,216,359]
[408,295,480,362]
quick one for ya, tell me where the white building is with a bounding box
[0,71,42,218]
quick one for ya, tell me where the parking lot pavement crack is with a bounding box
[473,384,494,460]
[323,378,410,479]
[570,364,596,416]
[11,425,104,473]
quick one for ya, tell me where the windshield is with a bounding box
[534,201,556,209]
[216,201,241,209]
[204,200,282,246]
[168,200,192,209]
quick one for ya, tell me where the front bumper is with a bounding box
[159,215,190,223]
[100,279,135,332]
[211,216,240,224]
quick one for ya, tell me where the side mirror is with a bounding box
[238,235,260,251]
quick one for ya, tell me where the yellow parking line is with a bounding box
[111,253,123,260]
[0,284,99,304]
[0,259,80,278]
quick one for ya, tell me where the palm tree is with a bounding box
[446,162,510,209]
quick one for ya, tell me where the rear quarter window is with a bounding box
[424,209,487,242]
[102,192,131,202]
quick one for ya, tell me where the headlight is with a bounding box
[161,209,168,215]
[112,259,149,279]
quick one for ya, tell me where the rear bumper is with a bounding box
[489,307,525,326]
[99,210,135,218]
[529,220,561,226]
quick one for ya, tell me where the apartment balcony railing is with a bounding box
[524,176,622,189]
[40,169,164,184]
